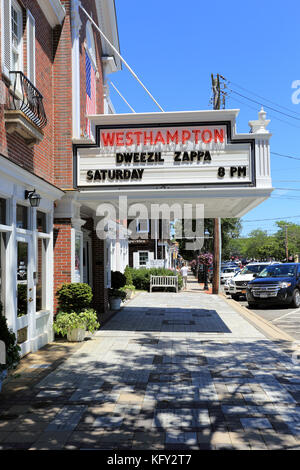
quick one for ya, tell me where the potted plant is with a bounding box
[121,284,136,300]
[54,283,99,342]
[0,302,21,392]
[108,288,127,310]
[53,309,100,342]
[109,271,127,310]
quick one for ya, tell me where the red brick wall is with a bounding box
[53,218,72,313]
[0,0,55,183]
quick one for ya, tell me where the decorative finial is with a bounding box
[248,108,270,134]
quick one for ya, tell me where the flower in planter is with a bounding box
[198,253,213,266]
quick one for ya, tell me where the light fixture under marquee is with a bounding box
[25,189,41,208]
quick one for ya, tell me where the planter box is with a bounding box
[67,328,86,342]
[109,297,122,310]
[0,370,8,392]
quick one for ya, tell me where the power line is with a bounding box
[242,215,300,222]
[274,187,300,192]
[228,88,300,121]
[271,151,300,161]
[228,95,300,130]
[224,77,300,117]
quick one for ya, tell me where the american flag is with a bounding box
[85,51,96,139]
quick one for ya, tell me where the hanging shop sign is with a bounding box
[74,120,255,188]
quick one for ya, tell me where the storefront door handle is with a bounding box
[28,297,33,303]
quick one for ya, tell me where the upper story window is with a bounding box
[1,0,35,83]
[11,0,22,71]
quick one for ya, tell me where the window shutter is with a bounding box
[133,252,139,269]
[26,9,35,84]
[1,0,12,77]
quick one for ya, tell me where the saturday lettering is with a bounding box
[86,169,144,181]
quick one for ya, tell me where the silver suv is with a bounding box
[228,262,278,300]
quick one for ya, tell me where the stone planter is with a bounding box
[0,370,8,392]
[67,328,86,342]
[125,289,134,300]
[110,297,122,310]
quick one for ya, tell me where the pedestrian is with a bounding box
[180,263,189,290]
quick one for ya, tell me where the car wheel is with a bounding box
[291,289,300,308]
[231,294,240,301]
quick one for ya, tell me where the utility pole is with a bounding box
[211,74,224,294]
[285,225,288,261]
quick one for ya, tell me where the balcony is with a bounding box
[4,71,47,147]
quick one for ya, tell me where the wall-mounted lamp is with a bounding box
[25,189,41,208]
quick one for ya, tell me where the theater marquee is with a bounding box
[74,114,256,189]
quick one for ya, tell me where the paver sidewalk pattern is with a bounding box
[1,290,300,450]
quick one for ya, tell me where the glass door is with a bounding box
[16,235,33,345]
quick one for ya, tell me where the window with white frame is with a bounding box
[1,1,36,82]
[139,251,149,267]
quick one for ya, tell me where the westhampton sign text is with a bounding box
[74,120,255,188]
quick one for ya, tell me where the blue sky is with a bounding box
[109,0,300,236]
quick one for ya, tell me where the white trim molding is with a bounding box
[95,0,122,72]
[37,0,65,28]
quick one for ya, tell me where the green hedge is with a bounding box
[126,267,182,291]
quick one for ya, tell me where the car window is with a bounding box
[258,264,297,278]
[240,265,267,275]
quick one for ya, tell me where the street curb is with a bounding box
[219,293,295,343]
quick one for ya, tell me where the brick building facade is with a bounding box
[0,0,121,355]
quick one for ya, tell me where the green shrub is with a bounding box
[129,268,182,291]
[124,266,133,286]
[0,302,21,372]
[56,283,93,313]
[111,271,126,289]
[53,309,100,337]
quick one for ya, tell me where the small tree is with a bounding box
[124,266,133,286]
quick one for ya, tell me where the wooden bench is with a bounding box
[150,275,178,293]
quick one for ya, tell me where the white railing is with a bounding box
[150,275,178,293]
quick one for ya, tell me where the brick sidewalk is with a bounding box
[0,292,300,450]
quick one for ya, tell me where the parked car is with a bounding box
[246,263,300,308]
[224,278,231,294]
[220,267,240,284]
[228,262,278,300]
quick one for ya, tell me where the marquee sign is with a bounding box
[74,120,255,188]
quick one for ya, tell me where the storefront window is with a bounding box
[37,211,47,233]
[0,198,6,225]
[17,242,28,317]
[74,233,82,282]
[36,238,46,311]
[16,205,28,230]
